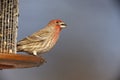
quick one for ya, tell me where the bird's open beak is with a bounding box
[60,23,67,28]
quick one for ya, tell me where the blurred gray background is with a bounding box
[1,0,120,80]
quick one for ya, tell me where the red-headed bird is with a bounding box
[17,19,67,56]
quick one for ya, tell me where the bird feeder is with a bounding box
[0,0,45,69]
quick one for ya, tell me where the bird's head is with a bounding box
[48,19,67,29]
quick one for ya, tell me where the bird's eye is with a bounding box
[56,21,59,23]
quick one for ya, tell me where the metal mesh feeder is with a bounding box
[0,0,45,69]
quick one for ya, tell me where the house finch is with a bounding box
[17,19,67,56]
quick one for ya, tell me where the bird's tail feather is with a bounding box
[17,45,24,52]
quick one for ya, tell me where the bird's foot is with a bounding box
[33,51,37,56]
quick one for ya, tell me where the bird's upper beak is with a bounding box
[60,22,67,28]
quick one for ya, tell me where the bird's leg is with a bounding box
[33,51,37,56]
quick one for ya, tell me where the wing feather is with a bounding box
[17,29,51,46]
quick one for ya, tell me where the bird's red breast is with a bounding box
[52,25,61,44]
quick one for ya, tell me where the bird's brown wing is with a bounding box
[17,29,51,45]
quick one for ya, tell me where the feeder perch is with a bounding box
[0,0,45,69]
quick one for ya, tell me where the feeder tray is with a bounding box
[0,0,46,69]
[0,53,45,69]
